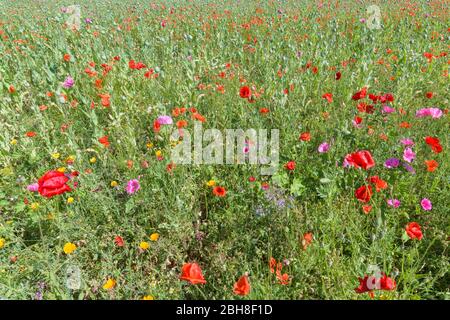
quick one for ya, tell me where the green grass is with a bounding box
[0,0,448,300]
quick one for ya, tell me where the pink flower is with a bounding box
[318,142,330,153]
[400,138,414,146]
[420,198,432,211]
[382,105,395,114]
[387,199,401,208]
[27,183,39,192]
[415,108,443,119]
[157,115,173,125]
[62,76,74,89]
[126,179,140,194]
[403,148,415,163]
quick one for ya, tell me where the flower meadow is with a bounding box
[0,0,448,300]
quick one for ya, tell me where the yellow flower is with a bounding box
[30,202,40,210]
[10,139,17,145]
[149,233,159,241]
[51,152,60,159]
[110,180,118,187]
[139,241,150,250]
[63,242,77,255]
[89,157,97,164]
[206,180,216,187]
[103,278,116,290]
[0,238,5,249]
[142,295,154,300]
[57,167,66,173]
[155,150,162,157]
[146,142,153,149]
[66,155,75,163]
[67,197,74,204]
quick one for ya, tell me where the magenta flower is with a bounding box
[318,142,330,153]
[27,183,39,192]
[400,138,414,146]
[382,105,395,114]
[62,76,74,89]
[403,148,415,163]
[415,108,443,119]
[126,179,140,194]
[387,199,401,208]
[421,198,432,211]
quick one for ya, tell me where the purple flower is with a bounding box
[387,199,401,208]
[403,147,416,163]
[27,183,39,192]
[421,198,432,211]
[402,162,416,174]
[62,76,74,89]
[384,158,400,168]
[415,108,443,119]
[360,18,366,23]
[318,142,330,153]
[156,115,173,125]
[126,179,140,194]
[85,18,92,24]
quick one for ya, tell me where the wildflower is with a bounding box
[403,148,415,163]
[352,87,367,100]
[213,186,226,197]
[30,202,40,210]
[10,139,18,145]
[0,238,5,249]
[110,180,118,187]
[51,153,60,159]
[384,158,400,169]
[63,242,77,254]
[299,132,311,142]
[400,138,414,146]
[150,233,159,241]
[98,136,110,147]
[322,93,333,103]
[126,179,140,194]
[62,76,74,89]
[103,278,116,290]
[206,180,216,187]
[424,160,438,172]
[27,183,39,192]
[355,185,373,203]
[425,136,443,153]
[318,142,330,153]
[284,161,296,171]
[344,150,375,170]
[38,170,71,198]
[89,157,96,164]
[156,115,173,125]
[239,86,251,99]
[415,108,443,119]
[387,199,401,208]
[139,241,150,250]
[142,295,154,300]
[180,263,207,284]
[233,275,251,296]
[301,232,313,250]
[155,150,162,158]
[405,222,423,240]
[67,197,74,204]
[420,198,432,211]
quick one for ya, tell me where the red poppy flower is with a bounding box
[362,205,372,214]
[284,161,296,171]
[322,93,333,103]
[180,263,206,284]
[38,170,72,198]
[153,120,161,133]
[239,86,251,99]
[26,131,37,138]
[405,222,423,240]
[233,275,251,296]
[269,257,276,273]
[98,135,110,147]
[8,85,16,94]
[114,236,124,247]
[368,176,387,192]
[345,150,375,170]
[213,186,226,197]
[352,87,367,100]
[299,132,311,142]
[425,92,433,99]
[424,160,438,172]
[302,232,313,250]
[355,275,373,293]
[357,102,374,114]
[335,71,341,80]
[425,136,443,153]
[380,274,396,291]
[355,185,372,203]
